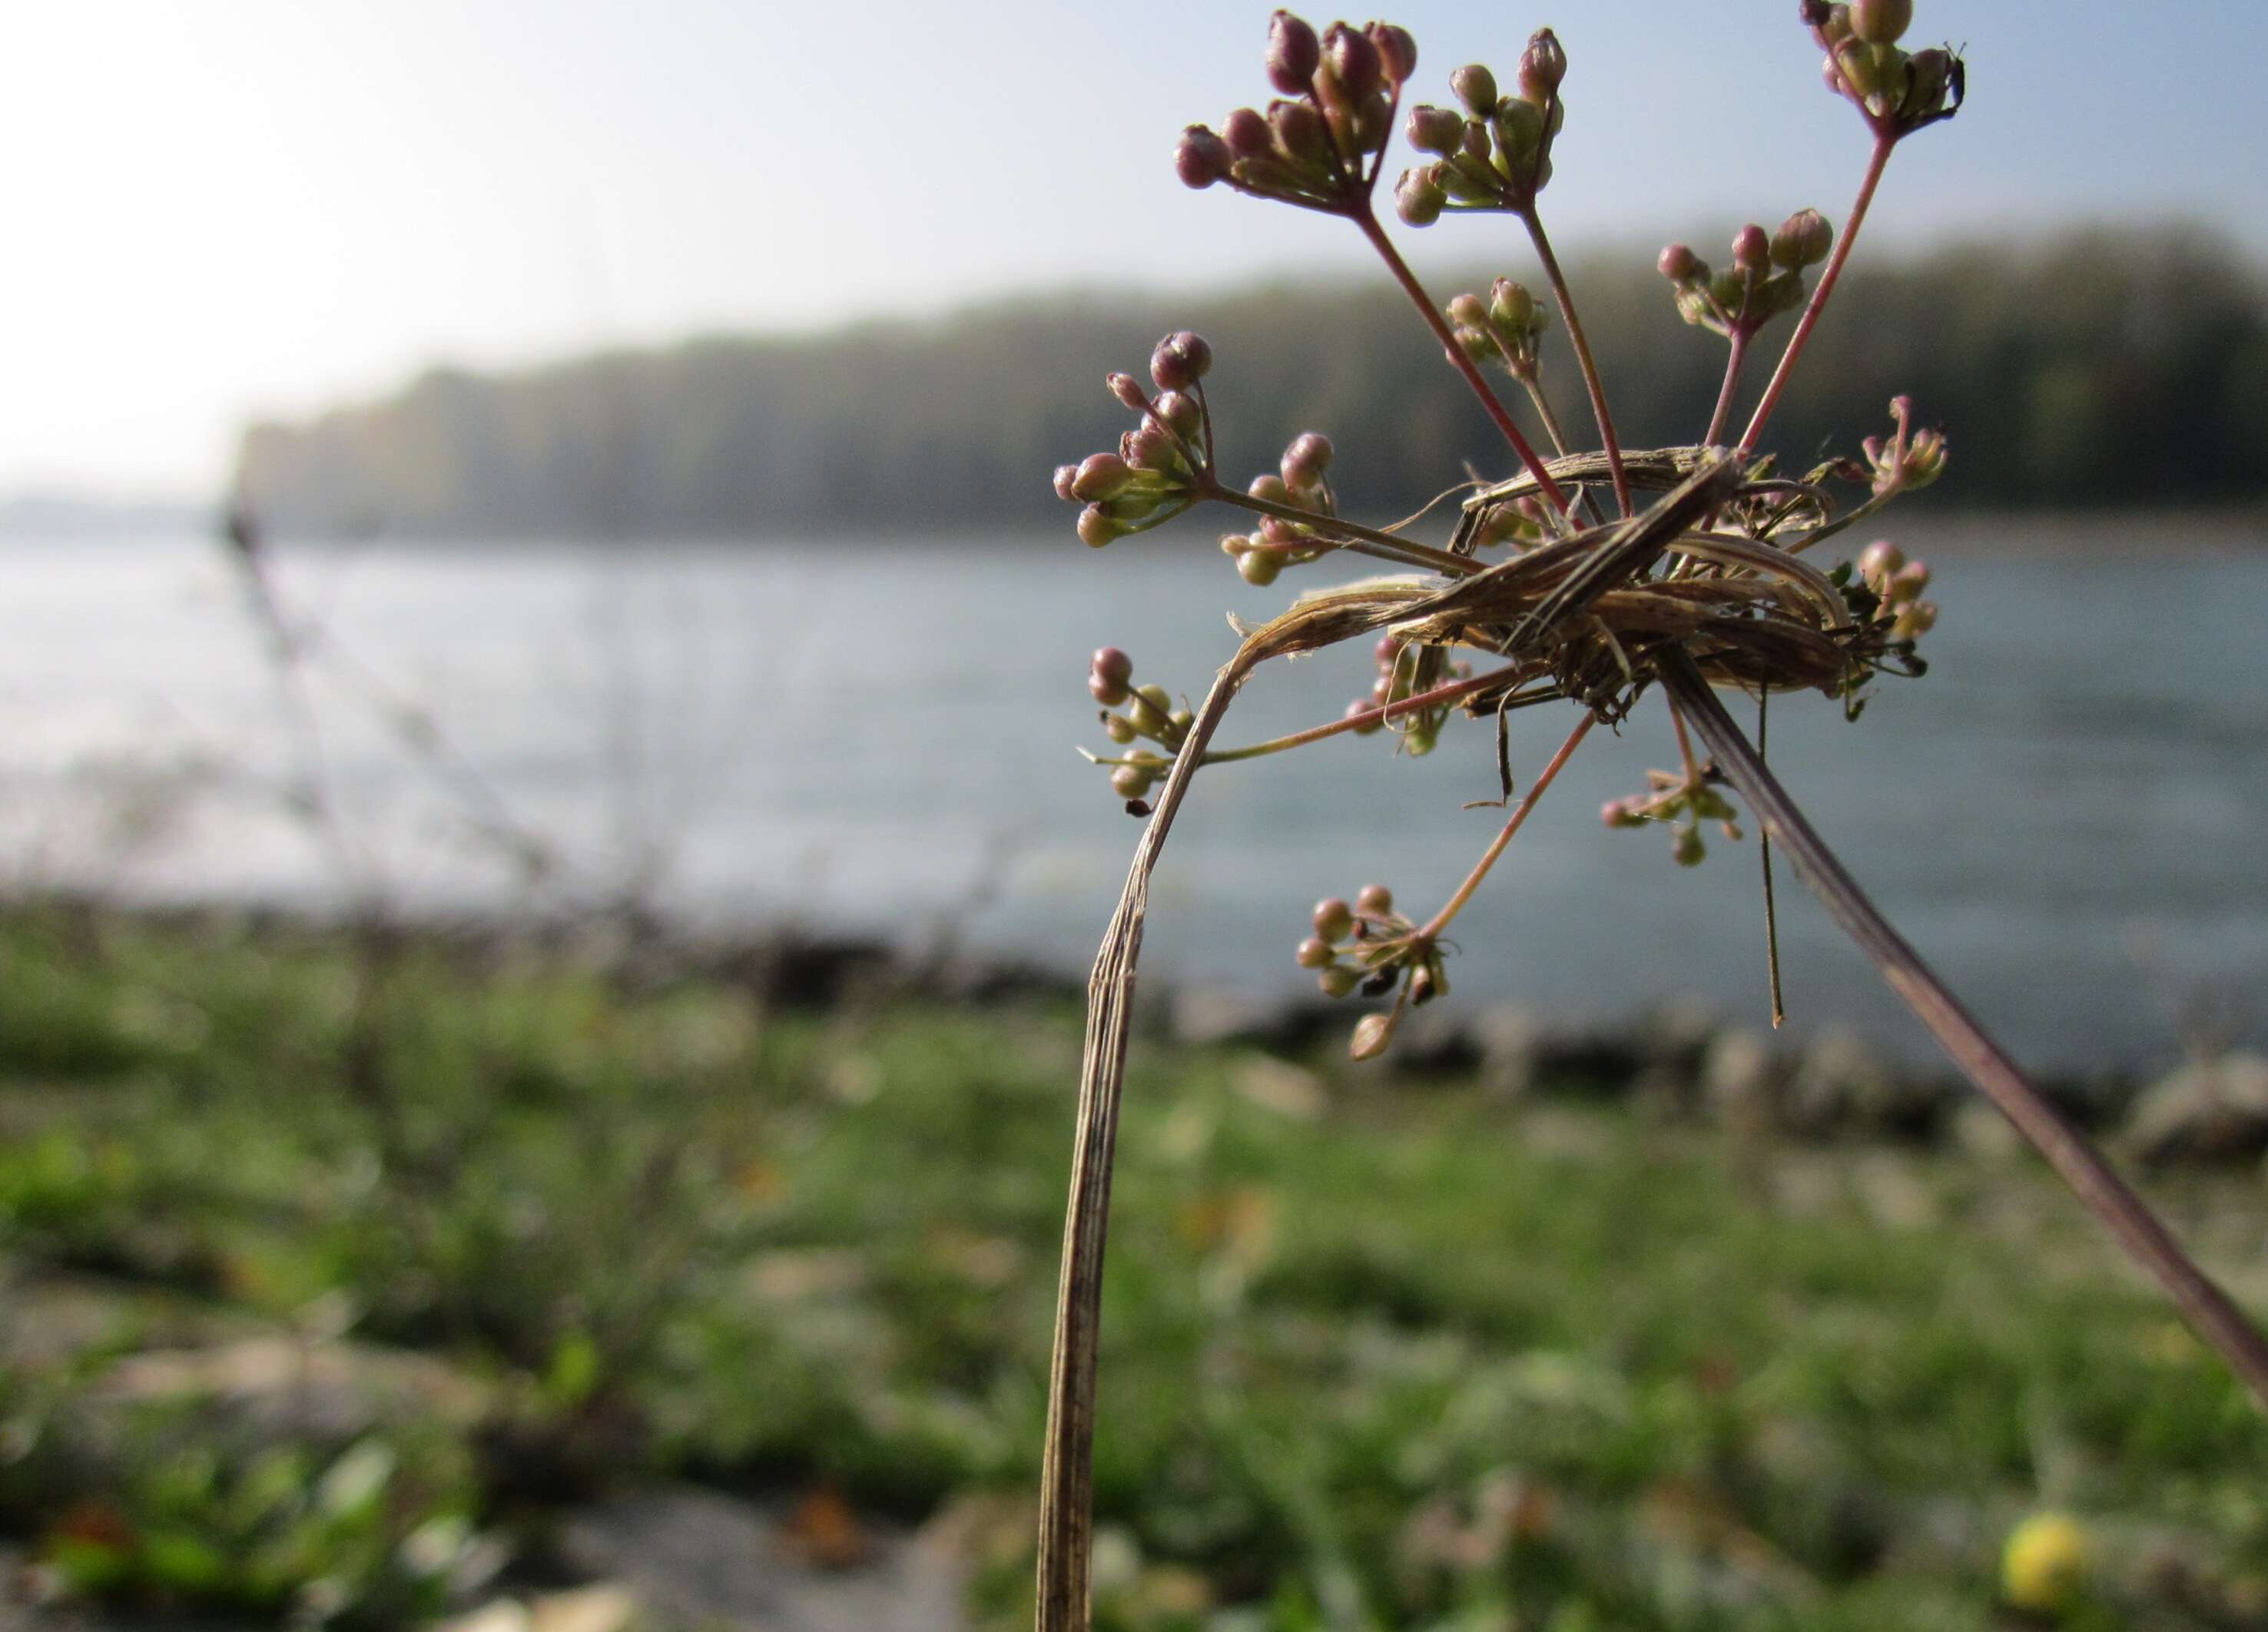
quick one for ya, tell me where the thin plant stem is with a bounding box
[1656,649,2268,1410]
[1703,327,1752,449]
[1082,665,1534,772]
[1212,483,1476,576]
[1414,712,1594,943]
[1668,700,1702,788]
[1351,204,1572,516]
[1201,665,1522,762]
[1738,134,1895,456]
[1514,376,1612,529]
[1521,210,1633,516]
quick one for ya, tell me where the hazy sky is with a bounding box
[8,2,2264,496]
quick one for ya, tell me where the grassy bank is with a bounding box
[0,904,2263,1629]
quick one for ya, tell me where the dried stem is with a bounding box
[1351,204,1571,516]
[1520,210,1632,516]
[1756,688,1785,1028]
[1037,650,1256,1632]
[1738,133,1894,456]
[1657,649,2268,1410]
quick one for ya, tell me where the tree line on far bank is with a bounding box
[236,226,2268,539]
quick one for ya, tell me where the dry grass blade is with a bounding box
[1036,590,1400,1632]
[1657,648,2268,1409]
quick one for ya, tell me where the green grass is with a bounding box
[0,904,2263,1629]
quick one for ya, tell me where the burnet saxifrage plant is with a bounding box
[1035,6,2268,1626]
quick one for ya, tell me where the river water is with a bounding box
[2,518,2262,1070]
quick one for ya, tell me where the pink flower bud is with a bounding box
[1732,223,1772,274]
[1281,432,1334,488]
[1517,28,1567,101]
[1323,23,1383,104]
[1771,207,1833,269]
[1153,390,1202,437]
[1314,897,1355,940]
[1405,104,1465,155]
[1091,646,1133,689]
[1071,452,1133,502]
[1857,539,1903,582]
[1449,63,1497,115]
[1108,372,1149,411]
[1368,22,1418,87]
[1658,242,1700,282]
[1265,9,1322,95]
[1053,464,1079,503]
[1175,126,1232,190]
[1126,420,1178,471]
[1345,700,1384,736]
[1150,330,1212,392]
[1296,936,1335,969]
[1355,882,1394,917]
[1394,167,1446,226]
[1223,105,1273,161]
[1269,98,1333,168]
[1077,506,1125,549]
[1247,473,1291,506]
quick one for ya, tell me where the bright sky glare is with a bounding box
[6,2,2263,496]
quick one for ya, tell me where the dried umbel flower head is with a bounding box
[1040,15,2268,1624]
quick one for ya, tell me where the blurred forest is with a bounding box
[235,227,2268,539]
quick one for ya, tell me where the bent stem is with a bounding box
[1414,711,1594,943]
[1738,133,1894,457]
[1038,649,1258,1632]
[1656,649,2268,1410]
[1351,204,1571,516]
[1521,211,1632,516]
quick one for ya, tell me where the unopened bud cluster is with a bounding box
[1805,0,1962,138]
[1602,768,1744,869]
[1301,884,1448,1056]
[1221,432,1339,586]
[1054,333,1218,548]
[1086,648,1192,811]
[1447,279,1547,380]
[1176,12,1418,212]
[1394,29,1567,224]
[1658,210,1832,343]
[1862,394,1949,496]
[1857,540,1938,641]
[1344,632,1464,753]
